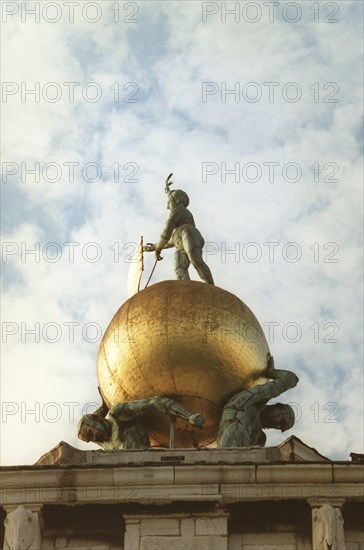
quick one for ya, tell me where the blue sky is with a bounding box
[1,0,363,465]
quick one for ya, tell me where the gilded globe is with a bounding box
[97,280,269,447]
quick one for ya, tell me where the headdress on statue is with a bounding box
[164,173,190,207]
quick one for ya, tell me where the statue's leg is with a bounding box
[191,250,214,284]
[174,250,190,280]
[188,246,214,285]
[181,229,214,285]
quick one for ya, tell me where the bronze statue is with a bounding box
[144,174,214,284]
[78,395,205,450]
[216,354,298,447]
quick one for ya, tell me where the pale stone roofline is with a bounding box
[31,435,331,467]
[1,437,363,511]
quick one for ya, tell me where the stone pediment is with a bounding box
[277,435,330,462]
[35,435,330,466]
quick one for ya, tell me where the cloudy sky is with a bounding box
[1,0,363,466]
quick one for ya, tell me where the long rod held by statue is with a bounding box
[145,173,174,289]
[145,259,158,288]
[169,416,176,449]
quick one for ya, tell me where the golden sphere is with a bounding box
[97,280,269,447]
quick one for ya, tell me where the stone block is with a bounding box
[175,465,255,484]
[241,531,296,544]
[333,464,364,483]
[231,534,301,550]
[55,541,111,550]
[242,546,296,550]
[220,482,264,503]
[113,466,173,485]
[107,483,220,503]
[209,537,228,550]
[228,534,242,550]
[140,518,180,536]
[181,517,195,537]
[195,516,228,536]
[346,530,364,542]
[140,537,227,550]
[74,470,115,487]
[256,465,332,483]
[319,483,364,499]
[124,521,140,550]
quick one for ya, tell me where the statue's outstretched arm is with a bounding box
[143,210,181,256]
[150,396,205,427]
[143,242,173,252]
[109,397,205,428]
[109,399,156,422]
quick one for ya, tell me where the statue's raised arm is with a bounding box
[217,353,299,448]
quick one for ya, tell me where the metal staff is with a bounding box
[144,259,158,288]
[169,416,176,449]
[144,172,174,288]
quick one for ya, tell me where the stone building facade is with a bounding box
[1,437,363,549]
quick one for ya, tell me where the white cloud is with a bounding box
[1,0,363,465]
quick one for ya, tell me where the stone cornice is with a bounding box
[1,461,363,508]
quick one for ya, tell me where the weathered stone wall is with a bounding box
[42,537,122,550]
[124,513,228,550]
[1,445,363,549]
[229,530,310,549]
[2,503,364,549]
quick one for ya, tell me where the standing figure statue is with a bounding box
[217,354,298,447]
[78,394,205,450]
[144,173,214,284]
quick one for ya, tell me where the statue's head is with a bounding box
[77,414,112,443]
[261,403,295,432]
[167,189,190,210]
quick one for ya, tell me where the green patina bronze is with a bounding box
[78,395,205,450]
[143,173,214,284]
[217,354,299,448]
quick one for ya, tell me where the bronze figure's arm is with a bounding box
[150,396,205,427]
[242,354,298,403]
[256,353,299,400]
[109,397,205,428]
[93,387,109,418]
